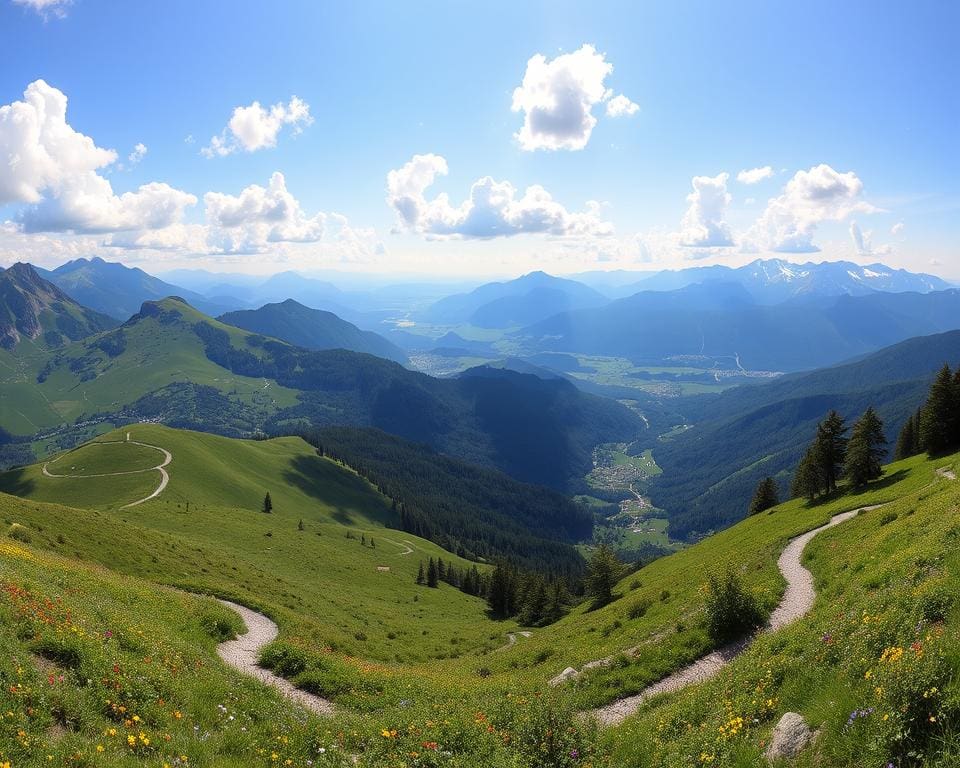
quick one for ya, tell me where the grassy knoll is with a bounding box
[0,426,510,668]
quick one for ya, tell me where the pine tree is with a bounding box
[815,410,848,493]
[261,492,272,514]
[585,545,623,609]
[894,413,918,461]
[519,576,548,626]
[437,558,446,582]
[486,564,516,617]
[297,518,304,531]
[748,477,779,515]
[544,580,567,624]
[426,557,439,588]
[920,364,958,454]
[792,447,822,502]
[416,561,425,585]
[845,406,888,487]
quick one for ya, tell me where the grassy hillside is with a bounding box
[1,296,642,492]
[1,424,959,765]
[650,331,960,538]
[0,426,505,666]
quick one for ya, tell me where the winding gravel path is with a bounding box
[41,438,172,508]
[590,507,866,726]
[216,599,335,716]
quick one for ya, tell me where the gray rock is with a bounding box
[548,667,579,687]
[765,712,815,761]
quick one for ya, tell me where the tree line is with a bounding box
[894,363,960,460]
[791,406,887,501]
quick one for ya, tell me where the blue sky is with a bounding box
[0,0,957,278]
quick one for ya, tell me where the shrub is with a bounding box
[704,569,763,644]
[627,596,653,620]
[259,642,308,677]
[879,510,898,526]
[7,522,31,543]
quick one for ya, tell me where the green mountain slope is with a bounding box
[43,256,234,319]
[0,262,115,350]
[2,424,958,767]
[1,297,641,490]
[651,330,960,538]
[218,298,407,363]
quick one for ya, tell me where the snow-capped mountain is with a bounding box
[607,259,951,304]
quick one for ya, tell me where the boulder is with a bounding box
[548,667,579,687]
[765,712,815,761]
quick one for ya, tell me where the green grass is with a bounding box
[3,423,960,766]
[607,454,960,767]
[0,425,509,668]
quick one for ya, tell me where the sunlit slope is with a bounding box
[0,425,502,664]
[0,537,331,768]
[0,424,393,520]
[605,451,960,767]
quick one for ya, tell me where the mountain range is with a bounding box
[0,262,115,350]
[594,258,951,302]
[516,282,960,372]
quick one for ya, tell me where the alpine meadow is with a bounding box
[1,2,960,767]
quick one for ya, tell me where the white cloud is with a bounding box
[204,172,328,253]
[891,221,905,236]
[747,164,878,253]
[679,172,734,247]
[736,166,774,185]
[605,94,639,117]
[386,153,612,239]
[511,44,635,151]
[849,220,893,258]
[128,143,147,165]
[12,0,70,19]
[0,80,196,234]
[202,96,312,157]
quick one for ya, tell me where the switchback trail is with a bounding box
[41,438,172,508]
[589,507,867,726]
[216,599,335,716]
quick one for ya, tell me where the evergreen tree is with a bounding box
[297,518,304,531]
[920,364,958,454]
[844,406,888,487]
[261,492,273,514]
[792,447,823,501]
[416,561,425,585]
[543,580,567,624]
[815,410,848,493]
[426,557,439,588]
[585,545,623,609]
[486,564,516,617]
[519,575,548,626]
[748,477,779,515]
[894,413,918,461]
[437,558,446,582]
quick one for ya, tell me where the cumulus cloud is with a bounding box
[747,164,878,253]
[605,94,639,117]
[128,143,147,165]
[736,165,773,185]
[203,172,329,253]
[202,96,312,157]
[0,80,196,233]
[386,153,612,239]
[679,172,734,247]
[891,221,905,236]
[12,0,70,19]
[511,44,636,151]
